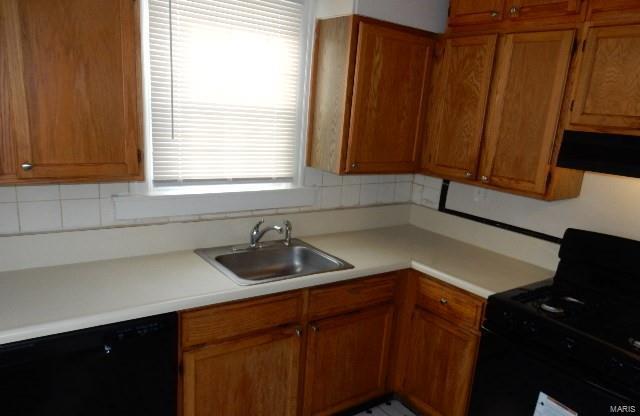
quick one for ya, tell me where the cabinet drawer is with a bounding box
[416,275,484,330]
[181,292,304,348]
[308,273,398,320]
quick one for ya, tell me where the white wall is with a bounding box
[445,172,640,241]
[316,0,449,33]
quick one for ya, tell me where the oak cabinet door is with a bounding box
[0,0,141,181]
[401,309,479,416]
[571,25,640,130]
[449,0,505,26]
[345,22,432,174]
[480,30,574,195]
[182,327,302,416]
[423,35,497,180]
[302,305,394,415]
[505,0,582,20]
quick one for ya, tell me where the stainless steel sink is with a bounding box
[195,239,354,285]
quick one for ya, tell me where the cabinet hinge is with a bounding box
[569,100,575,112]
[137,149,143,163]
[582,39,587,52]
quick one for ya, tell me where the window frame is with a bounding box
[139,0,316,195]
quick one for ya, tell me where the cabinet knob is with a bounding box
[481,175,489,183]
[464,171,473,178]
[295,327,303,337]
[311,324,319,332]
[439,298,448,305]
[21,162,33,171]
[509,6,520,16]
[489,10,499,17]
[351,163,358,169]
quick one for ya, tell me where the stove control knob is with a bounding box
[630,338,640,351]
[564,337,576,351]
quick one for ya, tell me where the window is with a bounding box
[147,0,308,187]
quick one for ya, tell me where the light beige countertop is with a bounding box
[0,225,554,345]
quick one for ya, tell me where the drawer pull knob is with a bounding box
[440,298,448,305]
[311,324,319,332]
[21,162,33,171]
[489,10,499,17]
[295,327,303,337]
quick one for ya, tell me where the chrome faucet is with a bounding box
[249,219,293,248]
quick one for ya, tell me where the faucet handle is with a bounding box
[283,220,292,245]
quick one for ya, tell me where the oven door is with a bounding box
[469,326,638,416]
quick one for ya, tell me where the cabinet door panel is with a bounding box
[571,25,640,129]
[402,309,479,416]
[423,35,497,180]
[480,30,574,194]
[449,0,505,25]
[346,22,432,173]
[506,0,581,20]
[183,328,301,416]
[303,305,394,415]
[1,0,141,180]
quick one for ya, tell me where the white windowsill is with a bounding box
[113,183,317,220]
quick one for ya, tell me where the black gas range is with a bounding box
[469,229,640,415]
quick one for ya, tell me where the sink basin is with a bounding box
[195,239,354,285]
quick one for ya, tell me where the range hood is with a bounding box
[557,130,640,178]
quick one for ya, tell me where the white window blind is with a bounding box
[148,0,305,183]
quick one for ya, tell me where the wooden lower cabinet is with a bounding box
[179,272,484,416]
[302,305,395,415]
[401,309,480,416]
[182,326,302,416]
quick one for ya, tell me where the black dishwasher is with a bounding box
[0,312,177,416]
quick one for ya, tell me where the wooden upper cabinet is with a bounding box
[449,0,505,26]
[0,0,142,183]
[346,22,432,173]
[182,327,302,416]
[480,30,575,195]
[303,305,394,415]
[505,0,582,20]
[570,24,640,130]
[306,16,433,174]
[422,34,497,180]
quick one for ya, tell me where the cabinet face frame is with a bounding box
[479,29,575,195]
[422,34,498,180]
[570,23,640,130]
[0,0,142,183]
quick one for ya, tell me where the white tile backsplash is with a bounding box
[19,201,62,232]
[394,182,412,203]
[60,184,100,200]
[0,187,17,203]
[341,184,360,207]
[99,182,130,198]
[61,199,101,229]
[303,168,323,187]
[321,172,342,186]
[360,183,379,205]
[320,186,342,209]
[17,185,60,202]
[0,203,19,234]
[0,173,435,236]
[377,182,396,204]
